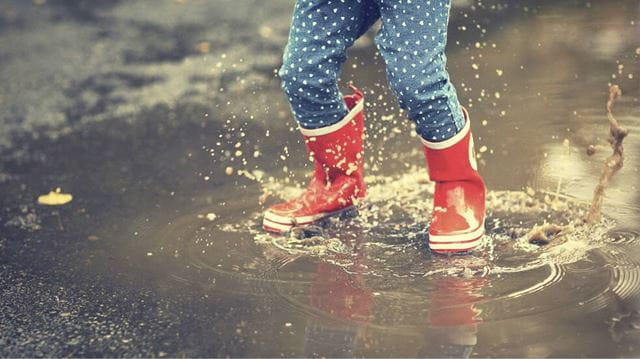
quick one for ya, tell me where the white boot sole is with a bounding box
[429,224,485,253]
[262,206,356,234]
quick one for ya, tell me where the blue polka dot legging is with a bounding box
[279,0,465,142]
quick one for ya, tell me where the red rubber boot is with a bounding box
[421,109,486,253]
[263,86,366,233]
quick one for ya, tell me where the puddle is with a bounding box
[0,0,639,356]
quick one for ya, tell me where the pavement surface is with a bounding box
[1,0,639,357]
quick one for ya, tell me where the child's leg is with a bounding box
[263,0,380,233]
[279,0,379,129]
[373,0,464,142]
[373,0,486,253]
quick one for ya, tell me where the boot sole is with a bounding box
[429,224,485,253]
[262,206,357,234]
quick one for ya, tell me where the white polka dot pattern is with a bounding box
[279,0,465,142]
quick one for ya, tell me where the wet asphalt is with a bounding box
[1,0,640,357]
[4,1,293,356]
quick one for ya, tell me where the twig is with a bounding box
[524,85,628,244]
[583,85,628,224]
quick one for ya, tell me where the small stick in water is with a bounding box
[583,85,628,224]
[525,85,628,244]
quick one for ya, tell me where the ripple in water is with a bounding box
[139,168,640,334]
[248,169,640,325]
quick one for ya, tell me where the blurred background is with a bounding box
[0,0,638,357]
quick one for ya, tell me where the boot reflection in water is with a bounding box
[264,0,486,254]
[419,277,486,358]
[302,239,485,357]
[303,240,373,357]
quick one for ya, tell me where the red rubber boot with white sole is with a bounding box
[421,109,486,253]
[263,86,366,233]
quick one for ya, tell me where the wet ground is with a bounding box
[1,0,639,357]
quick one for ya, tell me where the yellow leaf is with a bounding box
[37,187,73,205]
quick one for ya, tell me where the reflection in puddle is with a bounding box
[1,0,638,356]
[137,165,639,355]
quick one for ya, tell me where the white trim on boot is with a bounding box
[420,109,471,150]
[299,100,364,137]
[429,223,485,243]
[428,222,485,252]
[262,205,356,233]
[429,236,483,252]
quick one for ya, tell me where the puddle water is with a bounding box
[1,0,639,356]
[106,162,640,356]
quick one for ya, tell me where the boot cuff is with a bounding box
[420,108,471,150]
[299,87,364,137]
